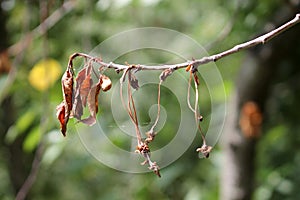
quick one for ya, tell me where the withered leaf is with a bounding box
[80,115,96,126]
[159,68,174,82]
[56,103,67,136]
[57,67,74,136]
[80,79,102,126]
[94,78,102,114]
[80,74,93,106]
[128,71,139,90]
[71,67,87,120]
[62,67,74,114]
[71,91,83,120]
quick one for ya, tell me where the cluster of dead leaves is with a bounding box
[56,63,111,136]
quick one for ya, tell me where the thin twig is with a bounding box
[67,13,300,72]
[149,80,162,133]
[15,142,44,200]
[192,73,206,145]
[127,80,142,144]
[187,72,195,113]
[8,0,76,56]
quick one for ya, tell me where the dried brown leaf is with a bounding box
[80,74,93,106]
[56,103,67,136]
[72,91,83,120]
[80,79,102,126]
[128,72,139,90]
[62,67,74,114]
[71,67,86,120]
[57,67,74,136]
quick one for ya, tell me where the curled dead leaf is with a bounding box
[56,103,67,136]
[57,66,74,136]
[80,78,102,126]
[80,74,93,106]
[128,71,139,90]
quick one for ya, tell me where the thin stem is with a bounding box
[120,71,134,122]
[187,72,196,113]
[127,80,142,144]
[193,73,206,145]
[149,80,162,133]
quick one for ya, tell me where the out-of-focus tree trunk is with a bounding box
[220,4,300,200]
[0,5,33,198]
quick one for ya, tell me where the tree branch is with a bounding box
[7,0,76,56]
[68,13,300,71]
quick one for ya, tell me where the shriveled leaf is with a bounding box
[76,67,87,86]
[128,71,139,89]
[80,115,96,126]
[71,91,83,120]
[57,67,74,136]
[62,67,74,114]
[80,74,93,106]
[159,68,174,82]
[80,79,102,126]
[56,103,67,136]
[100,75,112,92]
[94,79,102,114]
[71,67,86,120]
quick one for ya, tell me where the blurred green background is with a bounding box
[1,0,300,199]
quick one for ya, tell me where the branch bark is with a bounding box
[67,13,300,71]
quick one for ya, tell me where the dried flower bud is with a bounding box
[100,75,112,91]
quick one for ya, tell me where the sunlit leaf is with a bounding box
[23,126,41,152]
[29,58,62,91]
[5,110,36,144]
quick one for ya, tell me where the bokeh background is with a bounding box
[1,0,300,199]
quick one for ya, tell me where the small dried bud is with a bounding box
[196,144,212,158]
[198,115,203,122]
[100,75,112,91]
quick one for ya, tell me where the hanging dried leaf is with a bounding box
[56,66,74,136]
[71,68,87,120]
[80,74,93,106]
[62,67,74,114]
[128,71,139,90]
[100,74,112,92]
[159,68,174,82]
[56,103,67,136]
[94,79,102,114]
[80,79,102,126]
[72,91,83,120]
